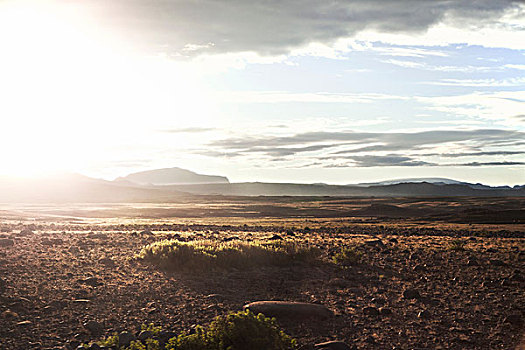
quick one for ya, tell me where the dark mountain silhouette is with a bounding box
[0,173,184,203]
[0,169,523,202]
[161,181,525,197]
[116,167,229,185]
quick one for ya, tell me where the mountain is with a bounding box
[0,170,523,202]
[160,181,525,197]
[117,167,229,185]
[0,173,184,203]
[357,177,465,186]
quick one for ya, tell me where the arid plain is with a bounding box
[1,196,523,349]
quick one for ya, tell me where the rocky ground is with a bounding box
[0,222,523,349]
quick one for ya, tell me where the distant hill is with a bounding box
[0,173,184,203]
[357,177,466,186]
[0,170,523,202]
[161,181,525,197]
[117,167,229,185]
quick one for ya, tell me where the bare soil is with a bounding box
[0,198,524,349]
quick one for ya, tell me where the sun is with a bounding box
[0,0,214,178]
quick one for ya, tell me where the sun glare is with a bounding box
[0,1,213,178]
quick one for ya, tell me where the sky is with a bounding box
[0,0,524,185]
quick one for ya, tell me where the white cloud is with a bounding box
[417,91,525,125]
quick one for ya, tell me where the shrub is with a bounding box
[166,310,296,350]
[86,311,296,350]
[332,247,361,266]
[448,239,467,251]
[135,239,321,272]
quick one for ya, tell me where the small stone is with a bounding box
[379,307,392,316]
[490,259,505,266]
[138,330,153,341]
[413,264,426,272]
[315,340,353,350]
[81,277,102,287]
[269,234,284,240]
[503,313,523,327]
[364,239,384,247]
[17,320,32,326]
[363,306,379,317]
[403,288,421,300]
[118,331,136,347]
[88,344,101,350]
[418,310,431,319]
[0,238,14,247]
[84,320,103,335]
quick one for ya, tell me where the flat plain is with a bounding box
[0,196,523,349]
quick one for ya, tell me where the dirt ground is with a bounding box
[1,215,524,349]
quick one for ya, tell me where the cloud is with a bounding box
[77,0,522,56]
[205,128,525,169]
[160,127,215,133]
[382,59,498,72]
[212,129,525,153]
[426,77,525,87]
[453,161,525,167]
[343,155,433,167]
[437,151,525,158]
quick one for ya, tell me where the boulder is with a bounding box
[243,301,333,320]
[315,340,353,350]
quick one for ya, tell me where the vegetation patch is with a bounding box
[332,247,362,266]
[135,239,321,272]
[448,239,467,251]
[87,310,296,350]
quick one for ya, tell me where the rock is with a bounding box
[467,259,478,266]
[503,313,523,327]
[206,294,225,302]
[243,301,333,319]
[379,307,392,316]
[17,320,32,326]
[403,288,421,300]
[98,258,115,267]
[84,320,103,335]
[328,278,350,288]
[19,228,33,236]
[2,309,18,318]
[138,330,153,341]
[118,331,136,347]
[0,238,14,247]
[314,340,353,350]
[490,259,505,266]
[418,310,431,319]
[363,306,380,317]
[88,343,101,350]
[370,297,386,306]
[81,277,102,287]
[364,239,384,247]
[413,264,426,272]
[269,234,284,240]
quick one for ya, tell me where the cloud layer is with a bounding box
[203,129,525,168]
[83,0,522,55]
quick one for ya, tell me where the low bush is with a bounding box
[167,310,296,350]
[448,239,467,251]
[135,239,321,272]
[332,247,361,266]
[86,310,296,350]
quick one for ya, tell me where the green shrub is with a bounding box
[332,247,361,266]
[448,239,467,251]
[166,310,296,350]
[136,239,321,272]
[86,311,296,350]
